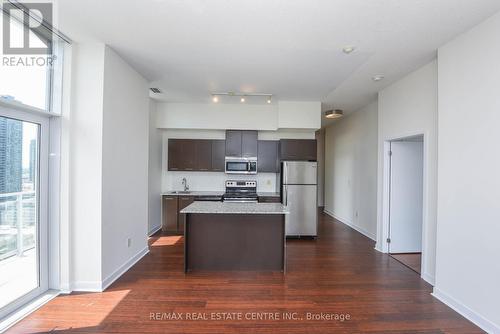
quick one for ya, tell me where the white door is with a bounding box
[0,109,49,319]
[389,141,423,253]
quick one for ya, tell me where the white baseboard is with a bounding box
[101,246,149,291]
[71,246,150,293]
[432,287,500,334]
[373,243,384,253]
[148,225,162,236]
[324,209,376,241]
[71,281,105,292]
[421,271,435,286]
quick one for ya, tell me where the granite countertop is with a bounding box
[162,191,223,197]
[180,201,289,215]
[257,192,280,198]
[163,191,280,198]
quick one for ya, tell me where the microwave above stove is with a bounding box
[225,157,257,174]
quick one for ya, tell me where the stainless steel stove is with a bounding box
[223,180,258,203]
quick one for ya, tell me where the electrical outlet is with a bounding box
[266,179,271,186]
[127,238,132,248]
[355,211,359,218]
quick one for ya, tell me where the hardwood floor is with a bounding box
[391,253,422,274]
[8,213,482,333]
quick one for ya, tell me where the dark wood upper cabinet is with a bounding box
[225,130,242,157]
[225,130,258,157]
[258,140,279,173]
[168,139,195,171]
[169,139,226,172]
[168,139,180,170]
[211,140,225,172]
[195,140,212,171]
[242,131,258,157]
[279,139,317,161]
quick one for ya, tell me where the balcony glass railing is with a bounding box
[0,191,36,261]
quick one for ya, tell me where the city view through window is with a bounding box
[0,116,39,309]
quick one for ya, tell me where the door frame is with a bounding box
[0,107,50,319]
[380,132,429,280]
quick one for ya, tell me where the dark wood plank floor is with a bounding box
[391,253,422,274]
[8,213,482,333]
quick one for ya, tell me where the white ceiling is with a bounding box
[56,0,500,116]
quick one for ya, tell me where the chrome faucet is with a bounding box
[182,177,189,192]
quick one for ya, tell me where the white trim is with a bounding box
[324,209,376,241]
[432,287,500,334]
[0,290,59,333]
[0,108,50,319]
[379,133,433,282]
[374,243,384,253]
[70,246,150,293]
[70,281,104,293]
[101,246,149,291]
[421,271,435,286]
[148,224,162,236]
[0,99,59,118]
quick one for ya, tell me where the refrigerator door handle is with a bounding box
[283,185,288,206]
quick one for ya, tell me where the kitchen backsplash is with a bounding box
[163,171,277,193]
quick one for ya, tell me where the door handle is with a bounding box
[283,186,287,206]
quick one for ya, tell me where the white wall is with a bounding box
[161,129,316,193]
[69,43,105,288]
[377,61,438,284]
[156,101,321,131]
[148,100,162,234]
[278,101,322,129]
[434,11,500,333]
[68,44,150,291]
[324,102,378,239]
[101,46,150,284]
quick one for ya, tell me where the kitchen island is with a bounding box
[180,202,289,272]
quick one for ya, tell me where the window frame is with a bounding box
[0,106,49,320]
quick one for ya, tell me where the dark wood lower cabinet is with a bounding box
[162,195,195,234]
[258,196,281,203]
[162,196,178,233]
[177,196,195,233]
[185,213,285,272]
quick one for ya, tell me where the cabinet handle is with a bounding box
[200,168,209,171]
[185,168,193,171]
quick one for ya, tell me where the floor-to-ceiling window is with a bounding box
[0,1,68,320]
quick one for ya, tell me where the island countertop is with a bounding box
[180,201,289,215]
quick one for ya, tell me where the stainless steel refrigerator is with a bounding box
[280,161,318,237]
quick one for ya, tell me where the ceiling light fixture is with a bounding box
[325,109,344,119]
[211,92,273,103]
[372,75,385,82]
[342,46,356,54]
